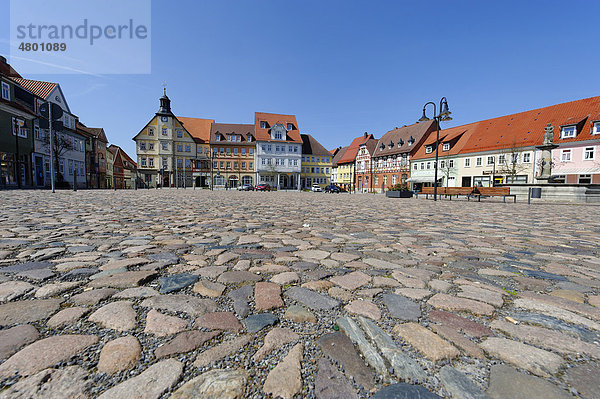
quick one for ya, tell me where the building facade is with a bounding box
[354,136,377,192]
[335,133,376,192]
[300,134,332,188]
[210,123,256,188]
[254,112,302,190]
[330,146,347,187]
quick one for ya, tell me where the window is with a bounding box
[234,148,238,155]
[233,162,238,169]
[216,135,221,142]
[177,144,183,152]
[449,160,454,168]
[511,153,519,164]
[464,158,470,167]
[311,167,315,173]
[226,148,231,155]
[594,122,600,135]
[420,163,424,170]
[551,175,565,183]
[140,142,146,150]
[149,158,154,167]
[561,126,576,139]
[249,162,253,169]
[148,128,154,136]
[185,145,191,152]
[175,159,182,168]
[267,145,272,152]
[427,162,431,169]
[561,149,572,161]
[579,174,592,184]
[413,163,417,170]
[523,153,531,163]
[442,143,450,151]
[213,161,218,169]
[68,159,73,175]
[59,160,64,174]
[260,121,267,129]
[498,155,505,164]
[241,162,246,169]
[176,130,183,138]
[185,159,191,168]
[275,145,280,152]
[249,148,253,155]
[476,157,482,166]
[584,147,595,160]
[241,148,246,155]
[34,126,40,139]
[149,143,154,150]
[287,123,293,130]
[162,142,168,150]
[487,156,495,165]
[220,161,224,169]
[1,82,10,100]
[274,132,282,140]
[162,157,168,167]
[294,160,298,166]
[162,127,167,136]
[440,160,445,168]
[141,157,147,167]
[425,146,433,154]
[220,148,225,154]
[262,158,266,165]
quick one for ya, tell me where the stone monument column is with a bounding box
[535,123,559,182]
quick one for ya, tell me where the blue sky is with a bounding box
[2,0,599,159]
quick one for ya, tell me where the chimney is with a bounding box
[364,132,368,138]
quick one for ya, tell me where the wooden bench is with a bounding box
[468,187,516,203]
[417,186,474,200]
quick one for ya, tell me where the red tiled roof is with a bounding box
[210,123,255,143]
[254,112,303,143]
[337,133,376,164]
[10,78,57,99]
[374,120,436,157]
[108,145,137,168]
[411,122,478,160]
[332,146,349,167]
[459,96,600,153]
[178,117,214,143]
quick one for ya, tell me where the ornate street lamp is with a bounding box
[417,97,452,201]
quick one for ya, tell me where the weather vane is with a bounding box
[162,81,167,95]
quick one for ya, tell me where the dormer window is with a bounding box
[380,143,385,151]
[177,130,183,138]
[260,121,268,129]
[398,139,404,146]
[388,141,394,149]
[274,132,282,140]
[1,82,9,100]
[442,143,450,151]
[148,128,154,136]
[593,121,600,135]
[215,134,221,141]
[408,136,415,146]
[247,134,252,142]
[287,123,293,130]
[560,125,576,139]
[425,146,433,154]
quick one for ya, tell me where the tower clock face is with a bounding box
[161,116,168,122]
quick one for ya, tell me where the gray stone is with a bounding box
[35,281,82,298]
[97,335,142,374]
[371,383,442,399]
[158,273,198,294]
[0,334,98,378]
[141,294,217,316]
[0,324,39,360]
[0,298,62,326]
[71,288,117,306]
[0,366,91,399]
[244,313,278,333]
[393,322,459,362]
[89,301,136,331]
[0,261,52,273]
[228,285,253,317]
[61,268,99,281]
[479,337,563,377]
[148,252,179,265]
[217,271,262,284]
[317,332,375,390]
[144,309,188,336]
[253,327,299,361]
[382,294,421,321]
[16,268,55,281]
[47,306,90,328]
[564,362,600,399]
[336,317,387,376]
[88,270,157,289]
[285,287,340,311]
[171,368,248,399]
[98,358,183,399]
[113,286,159,298]
[439,365,490,399]
[315,358,358,399]
[487,364,572,399]
[0,281,35,302]
[284,305,317,323]
[358,317,426,382]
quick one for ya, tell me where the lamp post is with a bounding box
[418,97,452,201]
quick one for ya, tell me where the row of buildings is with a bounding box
[331,96,600,192]
[0,56,137,189]
[133,92,333,189]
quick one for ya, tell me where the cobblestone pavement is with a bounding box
[0,189,599,399]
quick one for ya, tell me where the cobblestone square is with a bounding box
[0,190,599,398]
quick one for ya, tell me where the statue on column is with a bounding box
[536,123,558,181]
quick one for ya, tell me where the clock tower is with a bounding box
[156,88,173,117]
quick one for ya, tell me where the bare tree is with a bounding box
[439,158,457,187]
[40,130,75,182]
[496,141,530,182]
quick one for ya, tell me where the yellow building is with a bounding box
[133,90,213,187]
[106,147,114,188]
[300,134,332,188]
[337,162,354,191]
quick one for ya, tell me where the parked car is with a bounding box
[255,183,271,191]
[237,184,254,191]
[311,184,323,192]
[324,185,341,193]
